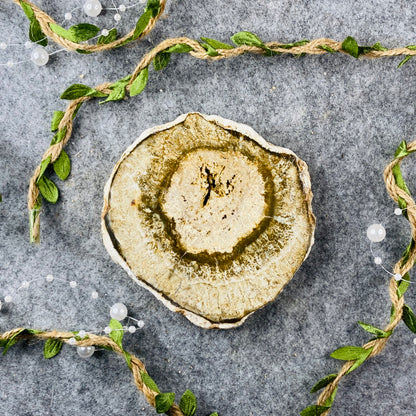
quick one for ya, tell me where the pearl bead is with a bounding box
[366,223,386,243]
[110,303,128,320]
[64,12,72,20]
[78,330,87,339]
[136,320,145,329]
[25,41,32,49]
[68,337,76,345]
[31,46,49,66]
[394,273,402,281]
[394,208,402,216]
[69,281,77,288]
[0,300,2,311]
[413,337,416,345]
[374,257,382,265]
[6,60,14,68]
[0,42,7,50]
[83,0,102,17]
[4,295,12,303]
[21,281,30,289]
[114,13,121,22]
[46,274,54,282]
[119,4,126,12]
[91,291,99,299]
[128,325,136,334]
[77,345,95,358]
[101,29,109,36]
[104,326,111,334]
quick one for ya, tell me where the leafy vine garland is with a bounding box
[13,0,166,52]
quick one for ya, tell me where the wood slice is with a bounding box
[102,113,315,328]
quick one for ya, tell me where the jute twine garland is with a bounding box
[4,141,416,415]
[13,0,166,52]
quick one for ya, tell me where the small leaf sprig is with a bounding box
[27,31,416,242]
[301,140,416,416]
[0,320,217,416]
[14,0,166,53]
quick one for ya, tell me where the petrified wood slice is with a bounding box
[102,113,315,329]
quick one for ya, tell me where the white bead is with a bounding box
[6,60,14,68]
[77,345,95,358]
[136,320,145,329]
[68,337,76,345]
[31,46,49,66]
[25,41,33,49]
[119,4,126,12]
[84,0,102,17]
[366,223,386,243]
[78,330,87,338]
[128,325,136,334]
[374,257,382,265]
[413,337,416,345]
[101,29,109,36]
[110,303,128,320]
[91,291,99,299]
[114,13,121,22]
[21,281,30,289]
[0,42,7,50]
[69,281,77,288]
[394,273,402,281]
[46,274,54,282]
[4,295,12,303]
[0,300,2,311]
[394,208,403,216]
[104,326,111,334]
[64,12,72,20]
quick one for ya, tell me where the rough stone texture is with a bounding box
[1,1,416,415]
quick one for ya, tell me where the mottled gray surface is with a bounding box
[1,0,416,415]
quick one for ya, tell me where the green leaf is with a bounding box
[231,31,266,49]
[51,111,65,132]
[130,67,149,97]
[401,240,415,267]
[402,304,416,333]
[100,86,125,103]
[201,42,220,57]
[38,176,59,203]
[310,374,338,393]
[392,162,411,213]
[51,126,67,145]
[109,318,124,348]
[200,37,233,50]
[345,347,372,375]
[124,351,132,369]
[358,43,388,55]
[277,40,310,49]
[330,345,369,361]
[20,2,35,20]
[406,45,416,50]
[323,386,338,407]
[36,155,52,184]
[153,52,171,71]
[357,321,392,338]
[69,23,100,42]
[97,28,118,44]
[29,197,41,243]
[61,84,93,100]
[165,44,193,53]
[209,413,219,416]
[390,304,396,324]
[398,55,412,68]
[318,45,337,53]
[179,389,197,416]
[300,405,330,416]
[53,150,71,181]
[155,392,175,414]
[49,23,76,42]
[372,42,388,51]
[132,9,152,40]
[397,273,411,298]
[342,36,359,58]
[140,371,161,393]
[72,102,83,119]
[43,338,63,359]
[146,0,161,17]
[395,140,410,158]
[29,19,47,46]
[2,328,26,355]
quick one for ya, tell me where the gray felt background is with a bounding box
[1,0,416,415]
